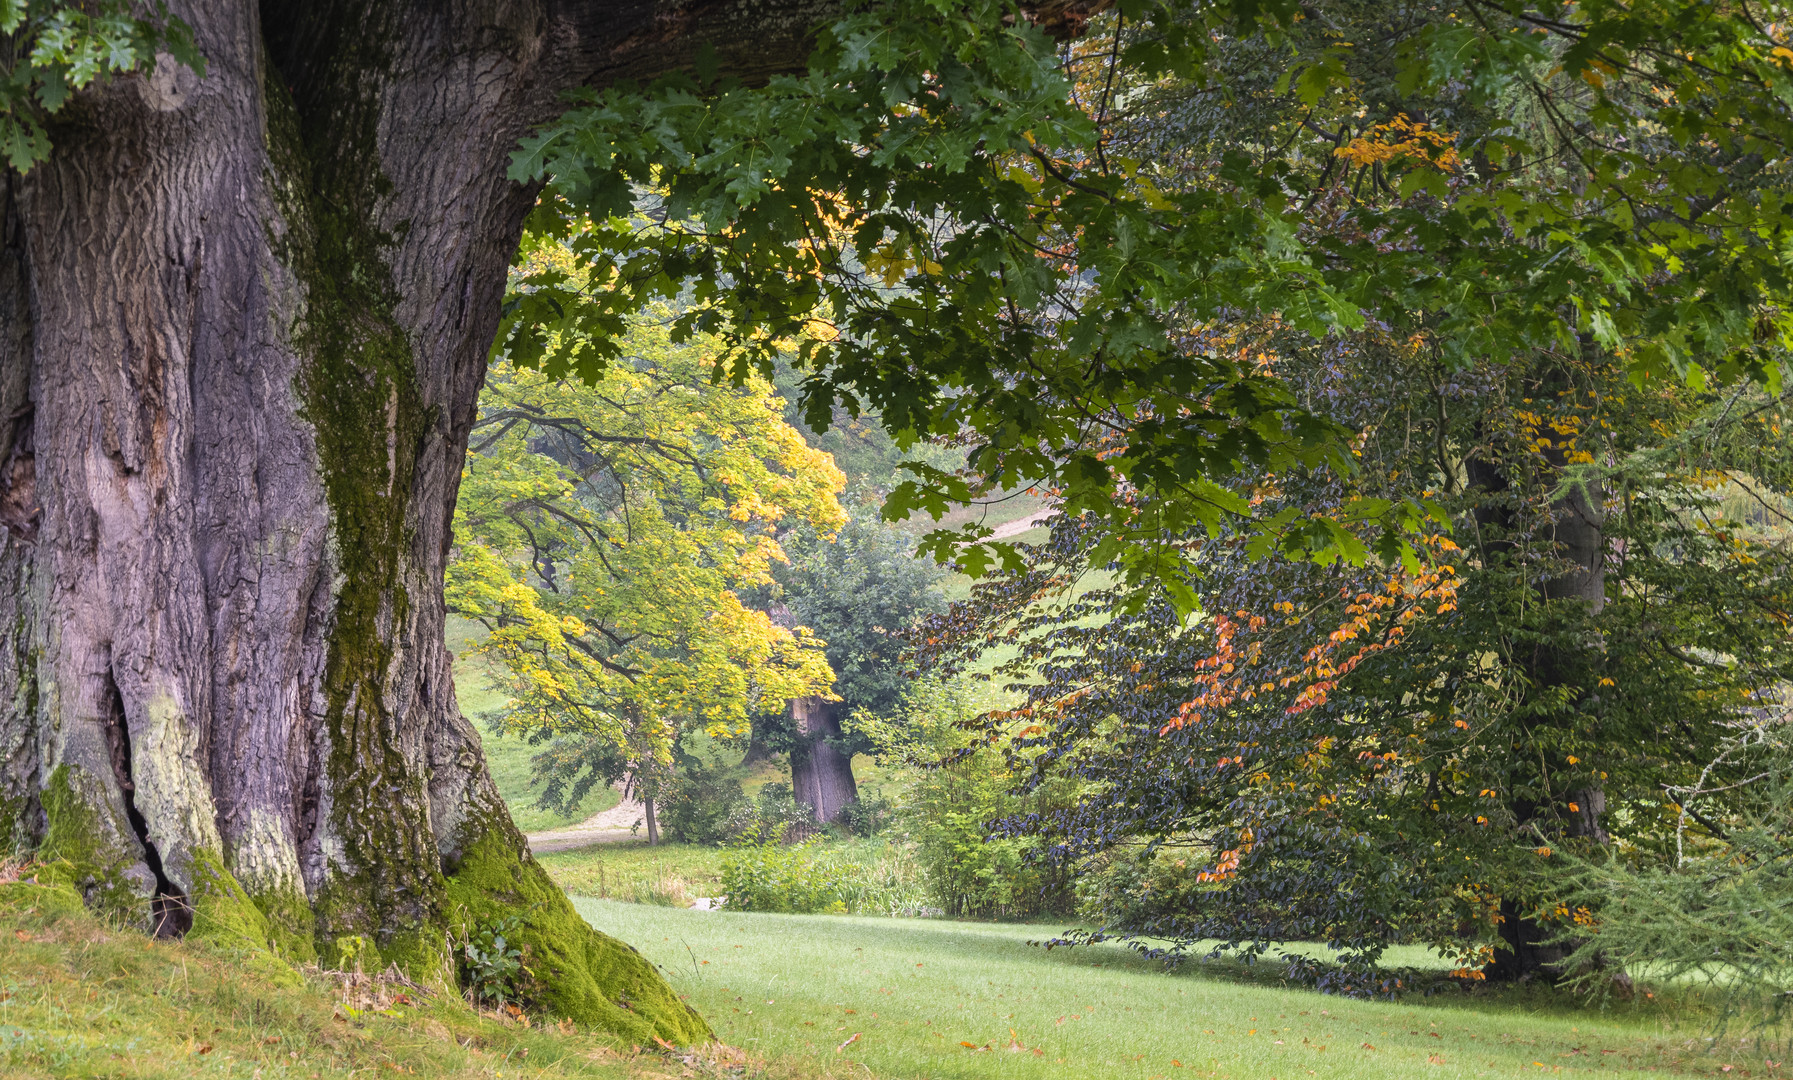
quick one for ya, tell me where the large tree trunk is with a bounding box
[0,0,828,1041]
[1473,397,1608,983]
[788,696,858,824]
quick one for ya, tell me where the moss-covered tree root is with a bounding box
[444,830,709,1045]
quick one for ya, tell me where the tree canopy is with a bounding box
[502,0,1793,604]
[447,270,846,810]
[483,0,1793,987]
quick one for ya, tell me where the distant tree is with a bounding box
[448,299,845,844]
[752,506,948,822]
[918,336,1793,984]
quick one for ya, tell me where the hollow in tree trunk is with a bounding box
[788,696,858,824]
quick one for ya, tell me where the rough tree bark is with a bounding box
[788,696,858,824]
[0,0,850,1042]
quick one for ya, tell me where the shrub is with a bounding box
[853,679,1075,919]
[718,836,847,913]
[456,912,533,1006]
[840,788,895,836]
[660,763,753,846]
[907,766,1062,919]
[752,782,818,840]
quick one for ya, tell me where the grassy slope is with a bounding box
[448,616,620,832]
[577,900,1762,1080]
[537,838,915,910]
[0,882,664,1080]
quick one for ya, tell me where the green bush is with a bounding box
[852,679,1075,920]
[718,836,848,913]
[906,762,1063,919]
[456,911,533,1006]
[840,788,895,836]
[750,782,818,840]
[660,763,753,846]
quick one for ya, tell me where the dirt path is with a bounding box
[523,793,646,854]
[986,508,1054,540]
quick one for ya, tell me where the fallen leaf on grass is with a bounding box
[837,1033,860,1052]
[1428,1054,1445,1065]
[12,930,27,941]
[197,1044,213,1055]
[1362,1043,1376,1050]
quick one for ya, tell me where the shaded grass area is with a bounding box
[578,900,1771,1080]
[482,733,621,833]
[0,882,707,1080]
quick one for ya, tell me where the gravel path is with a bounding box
[523,792,645,854]
[985,508,1053,539]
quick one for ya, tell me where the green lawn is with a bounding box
[577,900,1760,1080]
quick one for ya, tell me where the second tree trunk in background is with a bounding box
[788,697,858,824]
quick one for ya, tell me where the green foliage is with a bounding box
[658,762,753,846]
[456,911,532,1008]
[745,781,818,839]
[916,332,1793,971]
[0,1,203,170]
[1555,723,1793,1037]
[717,837,848,914]
[770,505,948,719]
[838,787,895,837]
[503,0,1793,599]
[856,679,1073,919]
[716,835,928,916]
[448,299,845,812]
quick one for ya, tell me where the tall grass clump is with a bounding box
[718,833,930,915]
